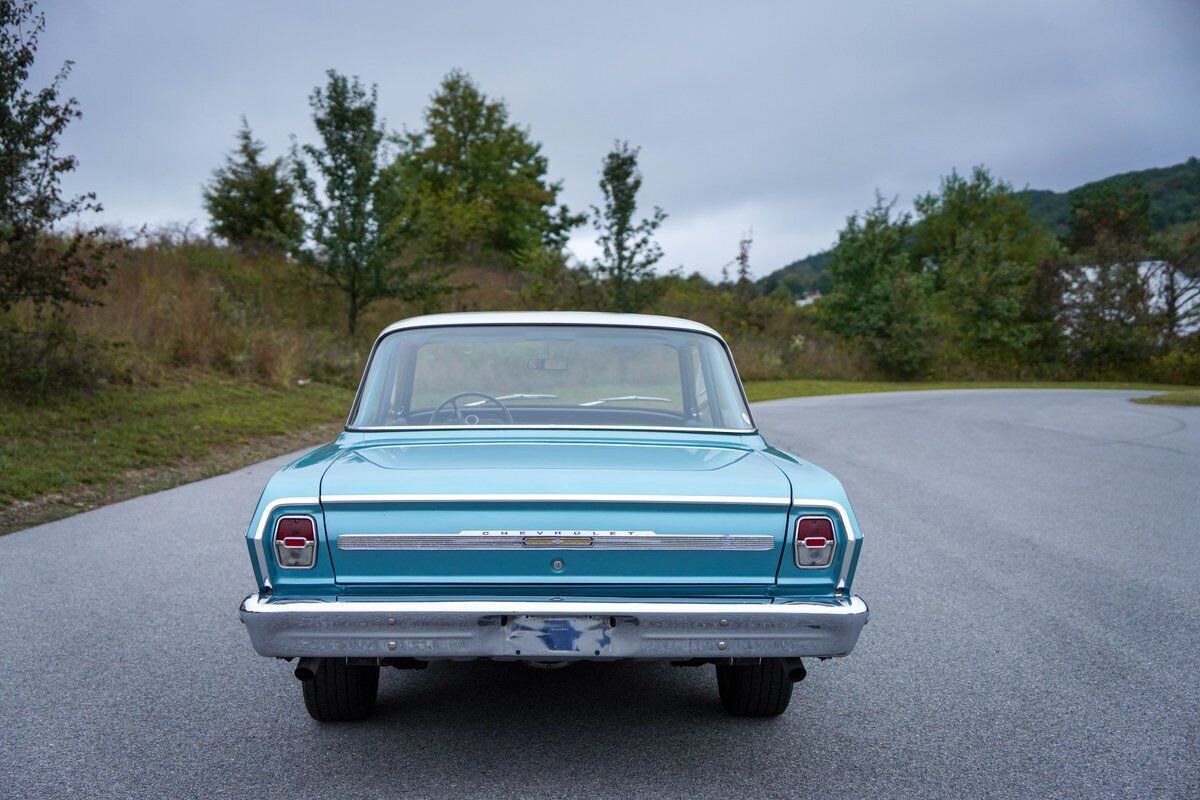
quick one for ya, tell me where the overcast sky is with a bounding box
[34,0,1200,279]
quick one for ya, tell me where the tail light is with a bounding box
[795,516,835,567]
[274,515,317,568]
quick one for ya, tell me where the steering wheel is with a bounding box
[431,392,514,425]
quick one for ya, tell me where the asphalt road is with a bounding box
[3,390,1198,799]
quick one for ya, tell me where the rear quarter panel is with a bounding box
[762,445,864,599]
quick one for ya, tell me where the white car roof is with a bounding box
[377,311,723,340]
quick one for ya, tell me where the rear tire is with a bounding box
[716,660,793,717]
[301,659,379,722]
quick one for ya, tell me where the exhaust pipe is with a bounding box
[294,657,321,681]
[782,658,807,682]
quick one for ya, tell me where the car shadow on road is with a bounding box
[370,660,724,724]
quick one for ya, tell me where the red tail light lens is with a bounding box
[274,516,317,568]
[795,516,835,567]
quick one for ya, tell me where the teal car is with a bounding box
[240,312,868,720]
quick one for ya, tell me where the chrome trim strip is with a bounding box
[242,595,868,617]
[790,498,858,593]
[336,532,776,551]
[250,497,319,589]
[320,493,791,507]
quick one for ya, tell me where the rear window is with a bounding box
[349,324,754,431]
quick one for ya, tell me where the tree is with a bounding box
[732,229,758,299]
[817,195,934,377]
[1151,223,1200,342]
[386,69,582,267]
[1062,182,1156,375]
[202,117,302,253]
[589,141,667,312]
[290,70,449,335]
[912,167,1060,371]
[0,0,116,312]
[1066,181,1152,252]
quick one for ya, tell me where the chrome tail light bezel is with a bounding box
[274,514,318,569]
[794,515,836,568]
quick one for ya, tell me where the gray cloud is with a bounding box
[35,0,1200,278]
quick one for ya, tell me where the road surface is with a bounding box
[2,390,1198,799]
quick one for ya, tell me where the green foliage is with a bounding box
[202,117,302,253]
[0,0,117,312]
[817,196,934,378]
[761,156,1200,293]
[757,249,834,296]
[1151,223,1200,340]
[513,245,590,310]
[589,141,667,312]
[387,69,583,267]
[291,70,450,334]
[0,316,133,401]
[1022,156,1200,241]
[1062,183,1157,375]
[0,375,353,508]
[1066,180,1152,251]
[913,167,1060,371]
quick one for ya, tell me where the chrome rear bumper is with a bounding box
[239,594,868,660]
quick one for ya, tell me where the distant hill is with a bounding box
[758,156,1200,294]
[758,248,835,296]
[1019,156,1200,238]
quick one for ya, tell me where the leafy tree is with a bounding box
[1063,183,1156,374]
[1151,223,1200,342]
[912,167,1060,371]
[514,245,589,310]
[290,70,449,335]
[818,196,934,377]
[1066,180,1152,252]
[202,117,302,253]
[589,141,667,312]
[386,69,582,267]
[0,0,116,312]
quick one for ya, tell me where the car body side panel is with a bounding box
[762,446,864,595]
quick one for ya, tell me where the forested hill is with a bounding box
[759,156,1200,295]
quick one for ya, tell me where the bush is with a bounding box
[0,319,135,402]
[1146,347,1200,385]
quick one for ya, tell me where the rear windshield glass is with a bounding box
[349,325,754,431]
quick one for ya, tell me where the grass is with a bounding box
[743,379,1198,403]
[3,374,1196,535]
[0,375,354,533]
[1131,389,1200,406]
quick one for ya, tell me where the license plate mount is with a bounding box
[504,615,613,657]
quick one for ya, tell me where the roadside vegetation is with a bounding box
[2,1,1198,530]
[0,377,353,533]
[743,380,1197,404]
[1131,389,1200,407]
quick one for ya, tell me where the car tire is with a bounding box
[301,659,379,722]
[715,660,793,717]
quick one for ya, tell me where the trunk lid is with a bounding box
[319,439,791,594]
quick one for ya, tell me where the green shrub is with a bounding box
[1146,348,1200,385]
[0,319,136,402]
